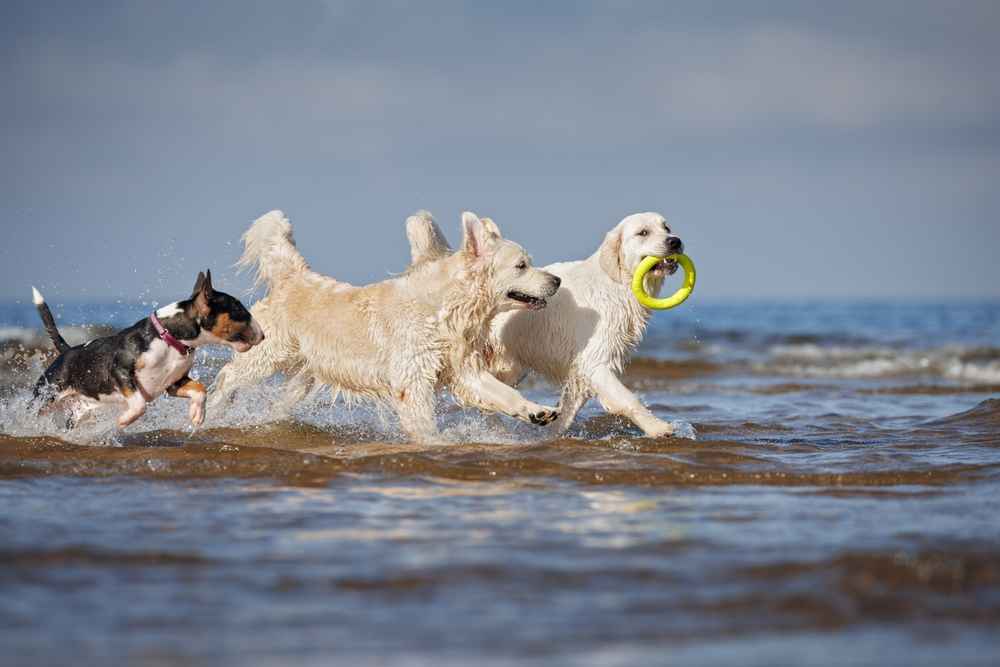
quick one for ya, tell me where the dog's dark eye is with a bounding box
[664,223,671,234]
[637,229,649,237]
[516,260,527,270]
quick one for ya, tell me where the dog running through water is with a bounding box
[31,271,264,428]
[407,212,687,438]
[209,210,562,441]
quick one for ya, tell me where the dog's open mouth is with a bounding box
[507,291,547,310]
[649,258,679,276]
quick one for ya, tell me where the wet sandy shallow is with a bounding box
[2,398,999,666]
[2,419,998,488]
[2,469,999,665]
[1,300,999,665]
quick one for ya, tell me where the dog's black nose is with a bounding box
[667,237,684,254]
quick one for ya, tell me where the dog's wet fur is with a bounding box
[407,212,687,438]
[210,210,562,442]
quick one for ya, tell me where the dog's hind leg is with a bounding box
[116,389,148,428]
[108,364,148,429]
[273,371,316,417]
[208,345,291,411]
[393,383,441,443]
[546,381,590,437]
[35,391,97,430]
[209,364,257,410]
[589,367,673,438]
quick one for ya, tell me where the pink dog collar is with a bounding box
[150,312,192,356]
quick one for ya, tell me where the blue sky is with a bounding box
[3,1,998,301]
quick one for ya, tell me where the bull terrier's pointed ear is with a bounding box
[599,227,625,283]
[191,270,212,317]
[191,271,206,298]
[461,211,486,259]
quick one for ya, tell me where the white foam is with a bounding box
[759,344,1000,384]
[944,360,1000,385]
[1,325,110,348]
[670,420,697,440]
[0,327,39,345]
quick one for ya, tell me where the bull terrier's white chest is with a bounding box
[135,338,194,399]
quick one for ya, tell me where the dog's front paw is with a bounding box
[189,399,206,427]
[528,408,559,426]
[644,420,674,438]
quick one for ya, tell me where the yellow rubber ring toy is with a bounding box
[631,254,696,310]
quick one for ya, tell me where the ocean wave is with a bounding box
[0,325,115,350]
[924,398,1000,431]
[0,327,39,345]
[756,344,1000,384]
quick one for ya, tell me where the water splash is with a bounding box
[670,420,697,440]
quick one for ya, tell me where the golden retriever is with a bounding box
[209,210,562,441]
[407,212,686,437]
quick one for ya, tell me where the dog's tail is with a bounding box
[238,210,310,292]
[406,210,452,267]
[31,287,70,353]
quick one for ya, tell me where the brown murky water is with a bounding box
[1,301,999,665]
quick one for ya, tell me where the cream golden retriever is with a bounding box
[407,212,685,438]
[208,210,562,441]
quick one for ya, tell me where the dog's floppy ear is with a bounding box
[461,211,491,260]
[406,210,452,266]
[599,227,625,283]
[191,269,214,317]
